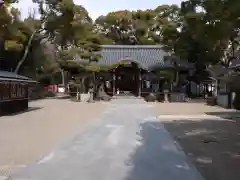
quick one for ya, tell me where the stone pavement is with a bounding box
[8,98,204,180]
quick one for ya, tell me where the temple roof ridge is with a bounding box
[101,45,164,49]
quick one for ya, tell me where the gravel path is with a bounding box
[0,99,107,176]
[8,98,204,180]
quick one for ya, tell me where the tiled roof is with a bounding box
[74,45,194,70]
[93,45,169,69]
[0,71,36,82]
[149,55,194,70]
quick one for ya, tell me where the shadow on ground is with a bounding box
[162,116,240,180]
[4,107,43,116]
[54,95,70,99]
[124,121,203,180]
[205,111,240,120]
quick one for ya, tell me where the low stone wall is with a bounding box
[148,92,186,102]
[170,93,186,102]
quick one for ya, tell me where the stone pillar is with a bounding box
[112,70,116,96]
[163,81,169,103]
[163,90,169,103]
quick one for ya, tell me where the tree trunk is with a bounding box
[173,70,179,88]
[60,69,67,93]
[81,76,87,93]
[77,87,80,101]
[14,29,37,73]
[64,71,69,94]
[14,18,46,73]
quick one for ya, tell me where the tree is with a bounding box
[95,10,135,45]
[150,4,182,52]
[33,0,102,94]
[0,0,28,71]
[14,15,44,73]
[95,9,156,45]
[0,1,51,77]
[174,0,240,69]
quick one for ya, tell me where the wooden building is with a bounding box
[74,45,194,101]
[94,45,168,96]
[207,65,233,108]
[0,71,36,116]
[228,57,240,109]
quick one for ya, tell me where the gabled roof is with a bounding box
[0,71,37,83]
[74,45,194,70]
[96,45,169,69]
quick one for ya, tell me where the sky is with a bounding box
[13,0,182,20]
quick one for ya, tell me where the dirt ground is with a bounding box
[0,99,107,176]
[155,102,240,180]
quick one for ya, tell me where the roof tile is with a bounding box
[76,45,168,69]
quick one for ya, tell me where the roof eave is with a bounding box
[101,45,163,49]
[0,77,38,83]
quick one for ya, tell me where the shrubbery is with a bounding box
[29,85,56,100]
[42,91,56,97]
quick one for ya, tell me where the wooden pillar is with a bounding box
[138,69,142,97]
[112,70,116,95]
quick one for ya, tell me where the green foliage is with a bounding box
[93,1,240,69]
[0,1,55,77]
[95,9,157,45]
[33,0,103,75]
[42,90,56,97]
[2,0,240,80]
[176,0,240,68]
[0,2,28,51]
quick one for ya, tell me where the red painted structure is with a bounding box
[45,85,58,93]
